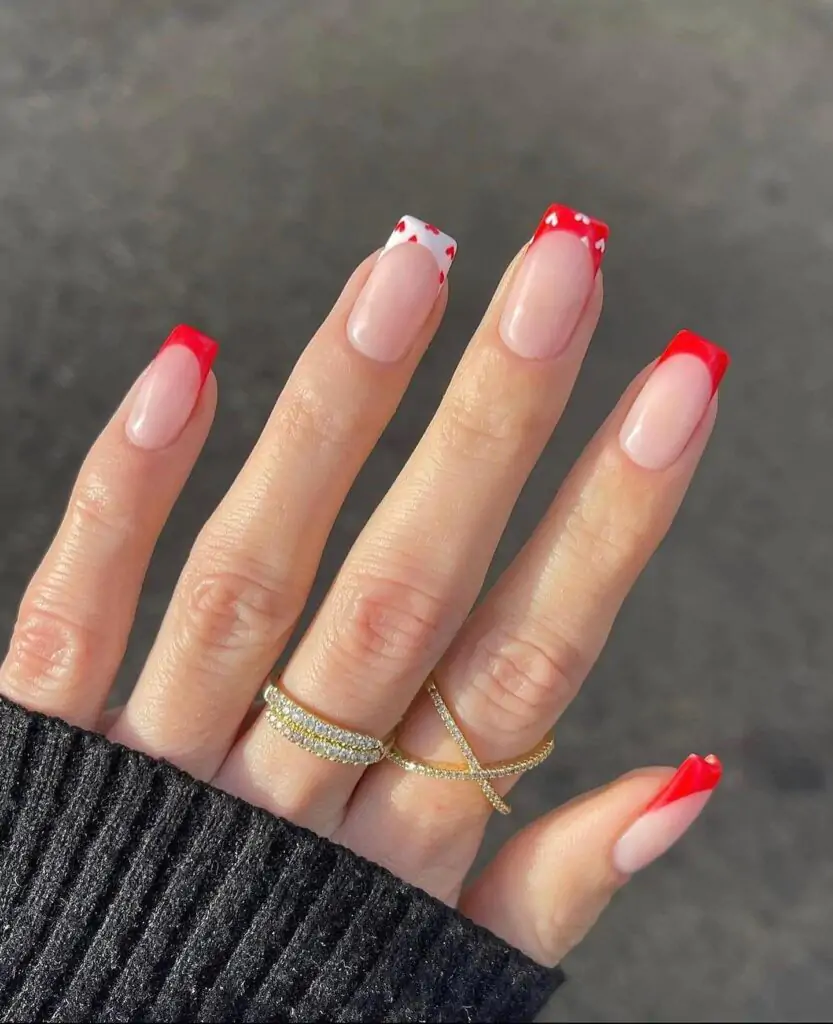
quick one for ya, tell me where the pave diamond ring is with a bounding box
[263,681,391,766]
[386,675,554,815]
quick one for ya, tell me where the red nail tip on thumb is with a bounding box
[643,753,723,812]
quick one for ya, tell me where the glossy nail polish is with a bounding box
[619,330,730,471]
[383,215,457,285]
[531,203,609,275]
[655,328,730,396]
[499,204,608,360]
[347,215,456,362]
[612,754,723,874]
[126,325,218,451]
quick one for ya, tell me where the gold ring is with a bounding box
[263,681,390,766]
[386,676,554,815]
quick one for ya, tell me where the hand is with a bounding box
[0,208,727,966]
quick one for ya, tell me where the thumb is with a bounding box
[459,755,722,966]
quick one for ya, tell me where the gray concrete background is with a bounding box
[1,1,832,1020]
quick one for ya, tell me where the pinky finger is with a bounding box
[459,755,722,966]
[0,326,218,728]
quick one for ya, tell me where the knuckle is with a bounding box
[4,596,99,704]
[561,491,649,582]
[333,573,448,670]
[464,626,585,736]
[69,473,135,544]
[438,393,531,465]
[273,384,353,452]
[177,559,303,661]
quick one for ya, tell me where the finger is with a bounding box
[103,700,262,740]
[461,755,722,965]
[111,217,455,777]
[0,326,218,728]
[221,205,608,830]
[344,331,728,894]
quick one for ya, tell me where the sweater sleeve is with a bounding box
[0,698,563,1023]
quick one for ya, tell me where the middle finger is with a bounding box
[220,205,608,828]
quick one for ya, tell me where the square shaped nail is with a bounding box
[619,330,730,470]
[532,204,609,274]
[348,215,456,362]
[383,215,457,285]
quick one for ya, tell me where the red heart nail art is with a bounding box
[382,216,458,291]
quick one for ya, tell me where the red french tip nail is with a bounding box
[159,324,219,388]
[657,329,730,398]
[644,753,723,812]
[531,203,610,273]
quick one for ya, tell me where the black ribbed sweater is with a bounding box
[0,699,562,1022]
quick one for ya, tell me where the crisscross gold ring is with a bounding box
[386,675,554,814]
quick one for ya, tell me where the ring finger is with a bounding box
[219,205,608,829]
[342,330,729,898]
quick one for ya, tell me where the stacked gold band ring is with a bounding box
[263,682,390,766]
[264,676,553,813]
[386,676,554,815]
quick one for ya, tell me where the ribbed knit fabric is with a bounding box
[0,699,563,1022]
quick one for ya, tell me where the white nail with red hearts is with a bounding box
[382,215,457,284]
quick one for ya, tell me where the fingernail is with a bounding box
[125,325,218,450]
[499,204,608,360]
[347,215,457,362]
[612,754,723,874]
[619,330,730,470]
